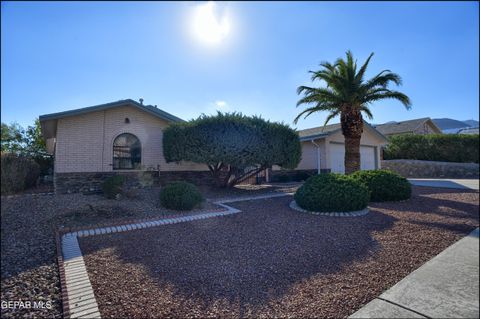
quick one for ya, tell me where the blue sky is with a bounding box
[1,1,479,130]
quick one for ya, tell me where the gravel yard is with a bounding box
[0,184,290,318]
[79,186,479,318]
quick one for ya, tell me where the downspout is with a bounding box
[311,139,321,174]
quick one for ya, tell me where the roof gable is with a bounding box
[374,117,442,135]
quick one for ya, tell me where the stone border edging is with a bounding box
[57,192,292,318]
[289,200,369,217]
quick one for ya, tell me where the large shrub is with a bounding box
[351,170,411,202]
[163,112,301,187]
[160,181,203,211]
[1,153,40,194]
[294,173,369,212]
[102,175,126,199]
[384,134,479,163]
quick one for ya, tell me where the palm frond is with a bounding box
[360,106,374,119]
[363,91,412,109]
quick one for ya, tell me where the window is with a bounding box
[113,133,141,170]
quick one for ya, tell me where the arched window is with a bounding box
[113,133,141,170]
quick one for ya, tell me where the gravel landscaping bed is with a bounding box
[0,184,294,318]
[79,186,479,318]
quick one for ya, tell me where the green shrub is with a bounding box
[351,170,411,202]
[384,134,479,163]
[160,181,203,211]
[1,153,40,194]
[294,173,369,212]
[102,175,126,199]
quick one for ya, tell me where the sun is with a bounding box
[192,2,230,45]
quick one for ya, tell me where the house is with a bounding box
[272,122,388,175]
[40,98,388,193]
[40,99,210,193]
[373,117,442,136]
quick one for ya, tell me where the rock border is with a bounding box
[289,200,369,217]
[57,192,293,318]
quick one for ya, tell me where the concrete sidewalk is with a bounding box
[350,228,480,318]
[409,178,479,190]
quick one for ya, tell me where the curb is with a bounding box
[57,192,291,318]
[289,200,369,217]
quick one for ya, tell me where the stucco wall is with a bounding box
[293,127,386,171]
[54,105,208,173]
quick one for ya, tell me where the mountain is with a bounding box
[432,118,473,130]
[463,119,479,127]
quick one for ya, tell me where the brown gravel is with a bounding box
[79,186,479,318]
[0,184,289,318]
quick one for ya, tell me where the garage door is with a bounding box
[330,143,376,174]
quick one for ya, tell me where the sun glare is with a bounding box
[192,2,230,45]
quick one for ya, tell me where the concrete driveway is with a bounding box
[409,178,479,190]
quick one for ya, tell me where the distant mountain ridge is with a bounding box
[432,118,479,130]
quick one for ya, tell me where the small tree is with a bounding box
[1,119,53,175]
[163,113,301,187]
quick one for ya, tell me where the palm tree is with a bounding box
[294,51,411,174]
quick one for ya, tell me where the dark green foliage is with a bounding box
[102,175,126,199]
[159,181,203,211]
[1,119,53,175]
[1,153,40,194]
[274,171,313,183]
[163,112,302,187]
[351,170,411,202]
[294,173,369,212]
[384,134,479,163]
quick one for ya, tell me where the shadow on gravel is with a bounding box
[80,196,397,310]
[372,187,479,222]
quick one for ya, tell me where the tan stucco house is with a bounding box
[40,99,388,193]
[275,123,388,175]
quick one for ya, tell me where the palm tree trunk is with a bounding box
[344,136,361,174]
[341,108,364,174]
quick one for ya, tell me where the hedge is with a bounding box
[294,173,369,212]
[1,153,40,194]
[351,170,411,202]
[383,134,479,163]
[160,181,203,211]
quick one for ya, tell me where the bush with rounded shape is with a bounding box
[160,181,203,211]
[294,173,369,212]
[1,153,40,194]
[350,169,411,202]
[102,175,126,199]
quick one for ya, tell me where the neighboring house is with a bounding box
[281,123,388,174]
[442,126,479,134]
[373,117,442,136]
[456,127,480,135]
[40,99,209,193]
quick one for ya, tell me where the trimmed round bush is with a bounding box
[1,153,40,194]
[294,173,369,212]
[160,181,203,211]
[102,175,126,199]
[351,169,411,202]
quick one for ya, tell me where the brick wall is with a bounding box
[381,160,479,178]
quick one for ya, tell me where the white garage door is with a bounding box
[330,143,376,174]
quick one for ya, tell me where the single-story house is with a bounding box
[372,117,442,136]
[276,123,388,175]
[40,99,211,193]
[40,98,388,193]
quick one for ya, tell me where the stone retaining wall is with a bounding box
[54,171,160,194]
[381,160,479,178]
[54,170,225,194]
